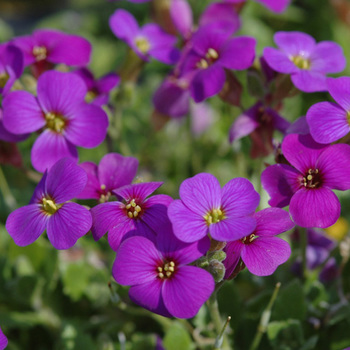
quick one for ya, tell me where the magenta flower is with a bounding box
[263,31,346,92]
[261,134,350,228]
[12,29,91,68]
[168,173,260,243]
[113,223,214,318]
[180,24,256,102]
[0,327,7,350]
[73,68,120,106]
[109,9,179,64]
[307,77,350,143]
[91,182,173,250]
[0,108,28,143]
[224,208,293,277]
[5,158,92,249]
[77,153,138,202]
[2,70,109,172]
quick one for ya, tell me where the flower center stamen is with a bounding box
[204,208,225,225]
[45,112,66,133]
[41,197,61,215]
[157,261,176,279]
[291,55,311,70]
[347,111,350,126]
[197,48,219,70]
[125,198,142,218]
[241,233,256,244]
[134,37,151,54]
[302,168,321,189]
[33,46,48,61]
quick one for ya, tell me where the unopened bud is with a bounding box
[208,259,226,283]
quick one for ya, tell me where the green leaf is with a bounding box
[62,263,91,301]
[163,322,193,350]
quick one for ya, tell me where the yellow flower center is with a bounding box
[45,112,66,133]
[241,233,256,244]
[134,37,151,54]
[0,72,9,89]
[302,168,321,189]
[291,55,311,70]
[204,208,225,226]
[41,197,62,215]
[196,48,219,70]
[32,46,48,61]
[157,261,176,279]
[125,198,142,218]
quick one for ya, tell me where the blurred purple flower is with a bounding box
[224,208,293,277]
[113,223,214,318]
[190,101,215,136]
[168,173,260,243]
[170,0,193,39]
[307,77,350,143]
[263,31,346,92]
[77,153,138,202]
[261,134,350,228]
[2,70,109,172]
[229,101,290,158]
[73,68,120,106]
[286,116,309,135]
[91,182,172,250]
[109,9,179,64]
[0,327,7,350]
[5,158,92,249]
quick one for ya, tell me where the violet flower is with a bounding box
[113,223,214,318]
[2,70,109,172]
[229,101,290,158]
[0,327,7,350]
[224,208,293,277]
[0,109,28,143]
[261,134,350,228]
[91,182,173,250]
[307,77,350,143]
[109,9,179,64]
[5,158,92,249]
[180,24,256,102]
[73,68,120,106]
[77,153,138,202]
[168,173,260,243]
[263,31,346,92]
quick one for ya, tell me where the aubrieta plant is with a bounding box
[1,0,350,349]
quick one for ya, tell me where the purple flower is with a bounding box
[73,68,120,106]
[91,182,173,250]
[168,173,260,243]
[113,223,214,318]
[180,24,256,102]
[12,29,91,68]
[2,70,109,172]
[77,153,138,202]
[0,108,29,143]
[224,208,293,277]
[263,31,346,92]
[0,327,7,350]
[170,0,193,39]
[261,134,350,228]
[5,158,92,249]
[229,102,290,158]
[307,77,350,143]
[109,9,179,64]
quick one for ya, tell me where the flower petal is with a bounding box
[242,236,291,276]
[5,204,47,246]
[223,240,244,279]
[163,266,214,318]
[114,182,163,202]
[109,9,139,43]
[46,202,92,249]
[76,162,101,200]
[229,111,259,143]
[289,187,341,228]
[291,70,327,92]
[327,76,350,111]
[263,47,298,74]
[274,31,316,56]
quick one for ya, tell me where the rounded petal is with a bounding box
[242,236,291,276]
[114,182,163,202]
[291,70,327,92]
[96,73,120,93]
[289,187,341,228]
[190,65,226,103]
[221,177,260,217]
[109,9,139,42]
[254,208,294,236]
[75,162,100,200]
[168,199,208,243]
[37,71,87,115]
[45,157,88,203]
[46,202,91,249]
[263,47,298,74]
[261,163,300,208]
[316,144,350,190]
[31,130,78,173]
[219,37,256,70]
[327,77,350,111]
[107,218,138,251]
[223,240,244,279]
[274,31,316,56]
[0,327,8,350]
[2,91,45,134]
[306,102,349,144]
[170,0,193,38]
[282,133,328,174]
[5,204,47,246]
[163,266,214,318]
[310,41,346,74]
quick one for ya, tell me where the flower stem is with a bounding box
[0,165,16,210]
[299,227,308,280]
[249,282,281,350]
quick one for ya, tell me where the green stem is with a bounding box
[249,282,281,350]
[0,165,16,210]
[299,227,308,281]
